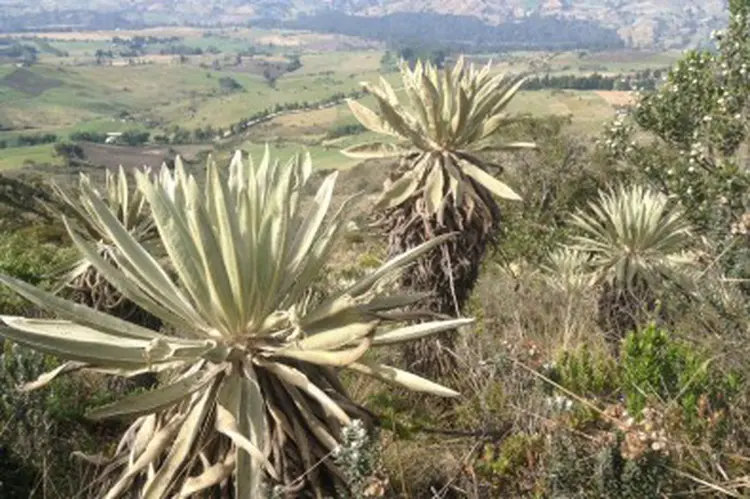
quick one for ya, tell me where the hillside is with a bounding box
[0,0,730,48]
[328,0,728,47]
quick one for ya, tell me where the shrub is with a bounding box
[0,228,75,315]
[476,433,544,495]
[326,123,366,140]
[53,141,84,163]
[331,420,385,498]
[0,229,72,284]
[548,430,675,498]
[119,129,150,146]
[620,324,741,437]
[16,133,57,147]
[546,325,741,440]
[491,115,612,266]
[218,75,244,92]
[548,344,619,400]
[69,131,108,143]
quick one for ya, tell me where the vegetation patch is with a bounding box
[0,68,62,96]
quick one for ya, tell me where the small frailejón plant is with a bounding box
[0,150,470,498]
[342,56,534,377]
[50,167,162,331]
[569,184,696,345]
[51,167,162,390]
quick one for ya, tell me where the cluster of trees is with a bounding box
[268,11,625,52]
[68,130,148,146]
[153,126,189,145]
[229,90,364,135]
[94,49,114,63]
[257,55,304,87]
[287,54,302,72]
[53,141,84,164]
[33,38,68,57]
[523,71,662,91]
[112,35,181,46]
[69,131,108,143]
[0,40,38,64]
[0,133,58,150]
[0,37,67,60]
[103,36,210,59]
[16,133,57,147]
[191,125,219,142]
[381,45,448,71]
[325,123,366,140]
[218,76,244,93]
[118,130,150,146]
[69,127,224,147]
[152,125,226,145]
[158,44,212,56]
[112,35,180,56]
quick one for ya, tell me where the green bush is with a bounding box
[0,226,149,496]
[476,433,544,495]
[549,344,619,399]
[0,229,76,315]
[326,123,366,140]
[53,141,84,164]
[0,231,63,284]
[0,342,122,497]
[120,129,150,146]
[620,324,741,436]
[0,226,76,298]
[69,131,108,143]
[544,325,740,443]
[218,76,244,93]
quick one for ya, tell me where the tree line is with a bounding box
[523,70,663,91]
[228,90,365,135]
[3,90,367,154]
[0,133,57,149]
[381,46,448,71]
[0,40,38,64]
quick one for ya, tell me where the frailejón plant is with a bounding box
[0,149,471,498]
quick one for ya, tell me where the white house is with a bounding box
[105,132,123,144]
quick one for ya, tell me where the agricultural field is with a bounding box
[0,26,670,173]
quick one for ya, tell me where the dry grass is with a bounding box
[333,246,750,497]
[596,90,636,107]
[253,31,376,50]
[78,143,210,170]
[250,106,343,140]
[109,54,183,66]
[330,259,606,498]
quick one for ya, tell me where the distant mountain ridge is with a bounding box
[0,0,730,48]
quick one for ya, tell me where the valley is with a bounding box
[0,25,677,173]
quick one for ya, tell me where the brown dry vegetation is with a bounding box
[78,143,210,169]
